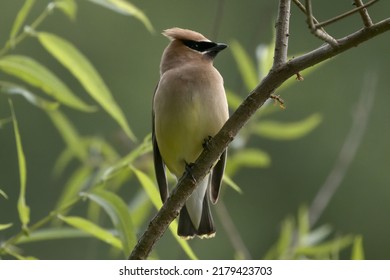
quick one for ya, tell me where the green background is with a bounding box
[0,0,389,259]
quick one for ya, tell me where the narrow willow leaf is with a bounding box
[131,166,162,208]
[222,174,243,194]
[54,0,77,20]
[59,215,122,249]
[1,81,59,110]
[55,165,93,210]
[295,235,354,256]
[86,0,154,33]
[37,32,136,141]
[128,191,152,228]
[0,189,9,199]
[0,117,12,128]
[9,99,30,231]
[263,216,294,260]
[0,223,13,231]
[47,109,88,161]
[256,42,274,81]
[9,0,36,42]
[254,113,322,140]
[102,134,152,181]
[230,40,258,91]
[226,148,271,175]
[304,224,332,246]
[3,247,37,260]
[297,205,309,245]
[86,189,136,256]
[351,235,365,260]
[131,166,198,260]
[52,146,76,176]
[277,216,294,257]
[15,227,91,244]
[0,55,95,112]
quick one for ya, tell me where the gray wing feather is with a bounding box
[210,149,227,204]
[152,83,169,202]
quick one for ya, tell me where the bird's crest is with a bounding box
[162,27,209,42]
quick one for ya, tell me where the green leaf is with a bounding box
[9,99,30,231]
[47,109,88,161]
[222,175,243,194]
[15,227,91,244]
[0,189,9,199]
[131,166,162,208]
[85,189,137,256]
[295,235,354,257]
[0,55,96,112]
[277,216,294,257]
[0,117,12,128]
[55,165,93,210]
[256,41,274,81]
[86,0,154,33]
[253,113,322,140]
[128,190,153,228]
[263,216,294,259]
[303,224,332,246]
[59,215,122,249]
[55,0,77,20]
[131,166,198,260]
[9,0,36,43]
[101,134,152,181]
[226,148,271,175]
[230,40,258,91]
[297,205,309,245]
[1,81,59,110]
[0,223,13,231]
[3,246,37,260]
[351,235,365,260]
[37,32,136,141]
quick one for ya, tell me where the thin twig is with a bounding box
[309,72,377,227]
[354,0,374,27]
[315,0,379,29]
[273,0,291,68]
[210,0,225,39]
[216,201,252,260]
[305,0,339,46]
[292,0,336,43]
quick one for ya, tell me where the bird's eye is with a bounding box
[182,40,217,52]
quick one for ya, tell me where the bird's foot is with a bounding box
[184,161,196,184]
[202,135,213,150]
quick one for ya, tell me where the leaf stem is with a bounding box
[0,196,81,256]
[0,2,55,57]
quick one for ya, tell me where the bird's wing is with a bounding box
[210,149,227,204]
[152,84,169,202]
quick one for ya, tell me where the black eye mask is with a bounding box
[181,40,218,52]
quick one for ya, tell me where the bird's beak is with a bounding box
[207,43,228,58]
[211,43,228,53]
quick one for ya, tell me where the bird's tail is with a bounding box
[177,175,216,239]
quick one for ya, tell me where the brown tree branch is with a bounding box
[354,0,374,27]
[305,0,339,46]
[129,4,390,259]
[315,0,379,29]
[273,0,291,68]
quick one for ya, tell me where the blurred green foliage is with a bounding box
[0,0,388,260]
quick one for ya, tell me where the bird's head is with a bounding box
[160,27,227,74]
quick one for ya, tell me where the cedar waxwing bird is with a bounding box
[152,27,229,239]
